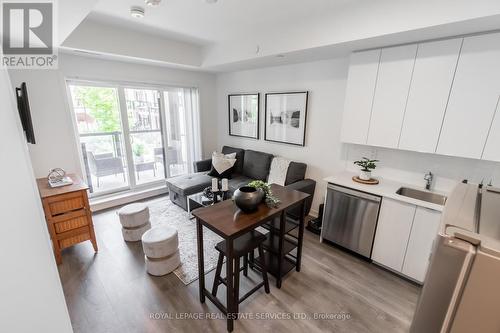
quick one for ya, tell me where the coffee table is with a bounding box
[187,191,225,216]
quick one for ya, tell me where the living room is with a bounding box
[2,1,500,333]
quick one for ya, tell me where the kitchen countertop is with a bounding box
[324,171,448,212]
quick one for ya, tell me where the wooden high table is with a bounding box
[192,184,310,332]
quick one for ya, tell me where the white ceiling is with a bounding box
[63,0,500,71]
[90,0,358,45]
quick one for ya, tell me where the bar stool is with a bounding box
[212,230,270,313]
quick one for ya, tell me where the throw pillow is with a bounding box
[208,152,237,178]
[267,156,291,186]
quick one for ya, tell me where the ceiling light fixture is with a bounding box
[205,0,218,3]
[145,0,161,6]
[130,6,145,18]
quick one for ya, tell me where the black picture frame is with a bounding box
[228,93,260,139]
[264,91,309,146]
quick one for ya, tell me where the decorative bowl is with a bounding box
[233,186,264,213]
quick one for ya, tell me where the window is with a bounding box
[68,81,201,197]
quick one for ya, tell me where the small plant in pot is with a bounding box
[247,180,281,208]
[132,143,145,162]
[354,157,379,181]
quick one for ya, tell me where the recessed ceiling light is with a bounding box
[205,0,218,3]
[145,0,161,6]
[130,6,145,18]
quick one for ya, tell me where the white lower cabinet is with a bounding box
[402,207,442,282]
[372,198,442,283]
[372,198,416,272]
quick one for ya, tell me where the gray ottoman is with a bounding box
[142,226,181,276]
[166,172,212,210]
[118,203,151,242]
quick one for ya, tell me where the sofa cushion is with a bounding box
[228,175,254,192]
[166,172,212,196]
[285,162,307,185]
[222,146,245,174]
[268,157,291,186]
[242,150,273,181]
[207,152,237,178]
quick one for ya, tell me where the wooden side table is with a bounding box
[37,174,98,264]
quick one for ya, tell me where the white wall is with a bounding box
[0,69,73,332]
[63,19,203,67]
[204,0,500,68]
[8,53,218,178]
[216,59,350,213]
[216,58,500,214]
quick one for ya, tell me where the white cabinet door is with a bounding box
[367,44,418,148]
[402,207,442,283]
[399,38,462,153]
[372,198,416,272]
[481,96,500,161]
[341,49,381,144]
[437,32,500,159]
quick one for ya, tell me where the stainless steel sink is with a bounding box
[396,187,447,206]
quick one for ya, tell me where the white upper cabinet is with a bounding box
[402,207,442,283]
[482,97,500,162]
[437,32,500,159]
[367,44,418,148]
[341,49,381,145]
[399,38,462,153]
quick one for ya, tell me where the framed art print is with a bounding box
[265,91,308,146]
[228,93,260,139]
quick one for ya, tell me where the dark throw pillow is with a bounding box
[207,152,237,179]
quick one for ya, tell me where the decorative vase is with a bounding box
[359,170,371,181]
[233,186,264,213]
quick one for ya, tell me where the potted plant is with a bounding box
[353,157,379,180]
[247,180,281,208]
[132,143,145,163]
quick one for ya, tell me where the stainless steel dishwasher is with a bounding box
[321,183,381,258]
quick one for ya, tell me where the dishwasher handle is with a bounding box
[327,183,382,203]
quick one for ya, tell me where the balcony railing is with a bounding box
[79,131,186,195]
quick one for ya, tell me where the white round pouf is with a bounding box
[118,203,151,242]
[145,250,181,276]
[141,226,180,276]
[121,221,151,242]
[118,203,150,228]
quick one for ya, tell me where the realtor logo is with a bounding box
[1,1,58,68]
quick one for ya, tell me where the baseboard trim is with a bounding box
[90,186,168,212]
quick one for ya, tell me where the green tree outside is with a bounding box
[74,86,120,132]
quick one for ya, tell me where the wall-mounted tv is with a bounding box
[15,82,36,144]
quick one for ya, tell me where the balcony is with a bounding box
[80,132,186,195]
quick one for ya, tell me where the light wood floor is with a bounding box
[58,196,420,333]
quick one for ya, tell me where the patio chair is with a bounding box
[154,146,179,170]
[88,152,125,187]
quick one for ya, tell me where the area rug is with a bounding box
[148,198,222,285]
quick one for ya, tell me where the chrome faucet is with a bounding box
[424,171,433,190]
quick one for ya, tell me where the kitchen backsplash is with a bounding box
[342,143,500,193]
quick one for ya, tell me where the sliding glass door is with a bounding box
[69,84,129,194]
[123,88,165,185]
[68,81,201,197]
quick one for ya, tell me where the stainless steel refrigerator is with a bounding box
[410,182,500,333]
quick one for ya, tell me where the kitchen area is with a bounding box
[322,171,445,284]
[318,29,500,332]
[320,169,500,332]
